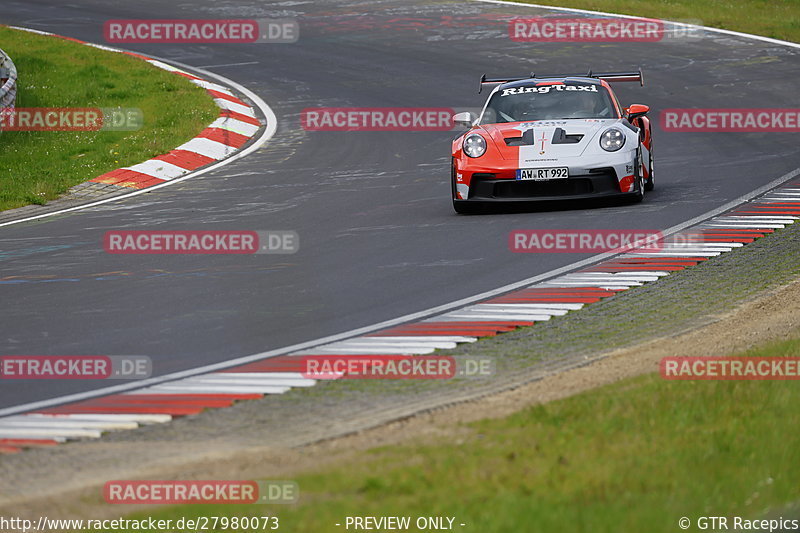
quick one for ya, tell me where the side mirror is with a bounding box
[453,111,476,128]
[627,104,650,121]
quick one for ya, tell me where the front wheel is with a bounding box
[453,200,478,214]
[632,147,645,203]
[644,140,655,191]
[451,160,479,214]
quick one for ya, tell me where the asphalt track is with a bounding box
[0,0,798,409]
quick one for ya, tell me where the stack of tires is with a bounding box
[0,47,17,133]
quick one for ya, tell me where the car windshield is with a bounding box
[480,82,617,124]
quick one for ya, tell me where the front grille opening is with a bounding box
[468,168,619,199]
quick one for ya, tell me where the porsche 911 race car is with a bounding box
[451,70,653,214]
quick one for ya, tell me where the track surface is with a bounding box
[0,0,798,409]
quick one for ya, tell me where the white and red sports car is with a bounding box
[451,70,653,214]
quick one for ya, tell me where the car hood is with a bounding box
[478,118,621,162]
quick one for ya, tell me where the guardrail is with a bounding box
[1,47,18,113]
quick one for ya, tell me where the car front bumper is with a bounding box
[454,150,638,202]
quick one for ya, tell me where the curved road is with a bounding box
[1,0,799,408]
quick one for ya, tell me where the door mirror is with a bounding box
[453,111,476,128]
[627,104,650,121]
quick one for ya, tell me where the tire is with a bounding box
[453,200,478,214]
[451,160,479,214]
[632,147,645,203]
[644,139,655,191]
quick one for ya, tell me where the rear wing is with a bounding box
[478,69,644,93]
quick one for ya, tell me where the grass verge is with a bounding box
[511,0,800,43]
[120,335,800,532]
[0,26,218,210]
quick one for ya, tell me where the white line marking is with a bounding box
[188,372,313,381]
[25,413,171,424]
[8,26,53,35]
[83,42,123,53]
[549,276,644,282]
[540,280,643,286]
[316,338,452,346]
[314,342,456,350]
[317,339,459,348]
[714,216,797,221]
[459,306,570,314]
[560,274,661,281]
[755,199,800,203]
[472,303,584,310]
[701,223,785,229]
[197,61,260,69]
[124,159,189,181]
[0,428,101,439]
[140,384,289,394]
[0,418,138,430]
[453,312,567,320]
[213,98,255,116]
[145,59,192,75]
[209,116,260,137]
[661,243,743,248]
[210,372,307,379]
[438,312,556,321]
[296,347,439,355]
[620,252,721,258]
[588,271,672,276]
[190,79,235,96]
[182,377,316,388]
[354,336,478,343]
[0,435,66,443]
[643,246,736,252]
[176,137,238,159]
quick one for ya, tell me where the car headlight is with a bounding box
[599,128,626,152]
[463,133,487,158]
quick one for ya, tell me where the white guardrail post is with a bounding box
[1,47,18,133]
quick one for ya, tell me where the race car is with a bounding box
[451,70,653,214]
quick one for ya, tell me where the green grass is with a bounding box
[118,335,800,532]
[511,0,800,43]
[0,26,218,210]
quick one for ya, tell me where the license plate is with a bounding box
[516,167,569,181]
